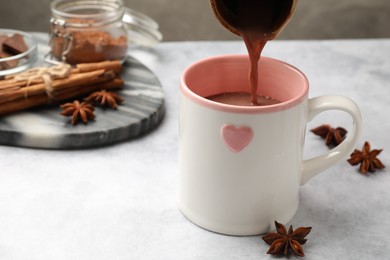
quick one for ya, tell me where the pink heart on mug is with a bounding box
[221,125,253,153]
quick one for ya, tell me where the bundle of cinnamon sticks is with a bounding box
[0,60,124,115]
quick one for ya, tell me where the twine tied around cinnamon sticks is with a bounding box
[7,63,71,101]
[0,60,124,115]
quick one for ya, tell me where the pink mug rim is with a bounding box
[180,55,309,114]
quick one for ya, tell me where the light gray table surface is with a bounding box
[0,34,389,259]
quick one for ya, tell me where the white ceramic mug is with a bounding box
[179,55,362,236]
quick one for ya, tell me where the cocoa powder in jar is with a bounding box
[52,29,127,64]
[50,0,130,64]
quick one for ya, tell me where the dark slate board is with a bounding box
[0,56,165,149]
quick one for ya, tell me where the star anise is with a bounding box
[60,100,95,125]
[85,90,124,109]
[262,221,312,257]
[348,141,385,174]
[311,124,347,147]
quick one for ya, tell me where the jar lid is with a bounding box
[123,8,163,46]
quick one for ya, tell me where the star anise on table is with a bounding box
[60,100,95,125]
[262,221,312,257]
[85,90,124,109]
[311,124,347,147]
[348,141,385,174]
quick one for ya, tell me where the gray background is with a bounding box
[0,0,389,41]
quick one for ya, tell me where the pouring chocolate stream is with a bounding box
[210,0,297,105]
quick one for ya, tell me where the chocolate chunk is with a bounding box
[0,35,8,52]
[0,51,8,58]
[0,33,28,71]
[2,33,28,55]
[0,50,18,69]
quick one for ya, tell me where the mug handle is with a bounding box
[301,95,362,185]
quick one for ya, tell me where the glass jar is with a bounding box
[49,0,162,65]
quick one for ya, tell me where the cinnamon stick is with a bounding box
[0,78,124,115]
[0,60,122,90]
[0,60,124,115]
[0,69,115,104]
[55,78,124,100]
[73,60,122,74]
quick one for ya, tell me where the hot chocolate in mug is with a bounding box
[179,55,362,236]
